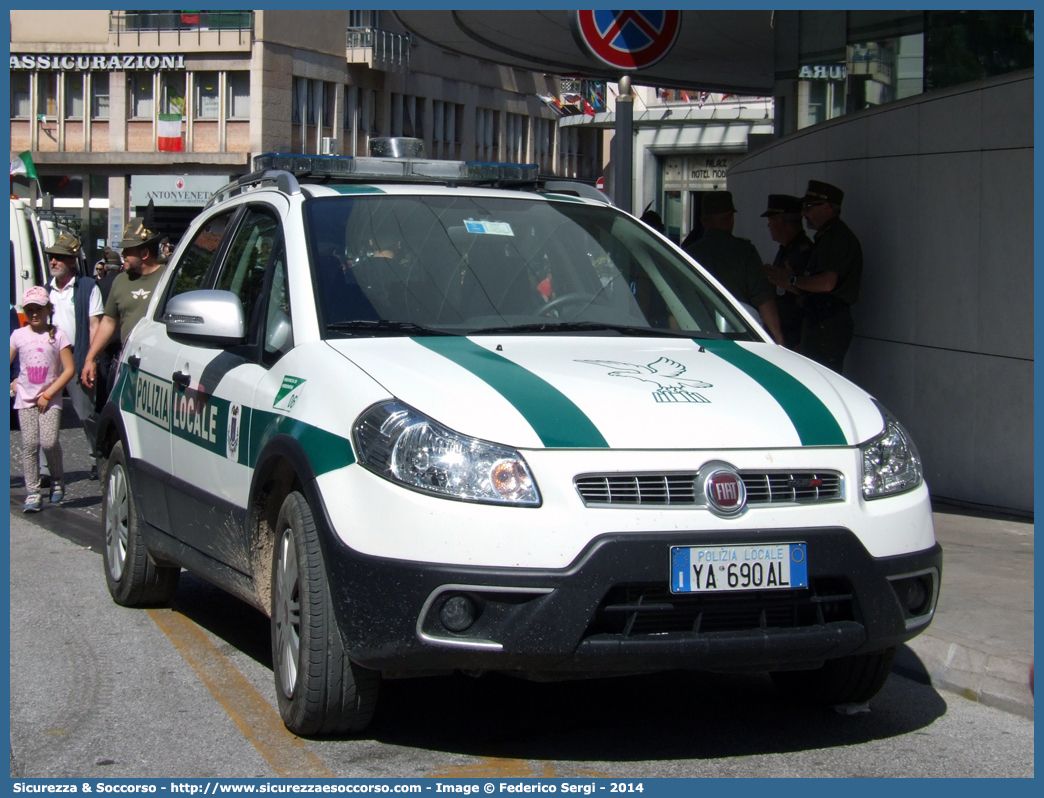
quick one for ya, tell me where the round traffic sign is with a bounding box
[572,10,681,71]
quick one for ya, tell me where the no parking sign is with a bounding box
[571,10,681,71]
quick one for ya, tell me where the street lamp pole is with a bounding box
[614,74,633,214]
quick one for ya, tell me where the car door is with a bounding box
[167,200,291,572]
[118,207,237,533]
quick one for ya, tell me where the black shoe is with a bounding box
[89,464,98,481]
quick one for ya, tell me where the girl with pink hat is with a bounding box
[9,285,75,513]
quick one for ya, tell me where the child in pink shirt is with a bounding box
[10,285,75,512]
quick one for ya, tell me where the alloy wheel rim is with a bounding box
[274,529,301,699]
[105,464,129,581]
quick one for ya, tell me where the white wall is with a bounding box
[728,70,1033,514]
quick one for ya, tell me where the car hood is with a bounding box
[326,336,884,450]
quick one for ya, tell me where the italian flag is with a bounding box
[10,150,37,179]
[158,114,183,152]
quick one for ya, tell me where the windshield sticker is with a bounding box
[273,375,306,412]
[464,220,514,236]
[580,358,712,403]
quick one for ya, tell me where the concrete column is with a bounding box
[109,71,126,151]
[30,73,39,151]
[107,175,127,250]
[218,71,227,153]
[333,82,345,155]
[422,96,434,156]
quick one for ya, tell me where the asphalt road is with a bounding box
[8,417,1036,779]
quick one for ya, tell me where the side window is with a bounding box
[167,210,235,299]
[214,208,281,345]
[262,240,293,364]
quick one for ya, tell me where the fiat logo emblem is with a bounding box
[697,463,747,517]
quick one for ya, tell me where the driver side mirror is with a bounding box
[163,289,246,345]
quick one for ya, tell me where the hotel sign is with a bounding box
[10,54,186,71]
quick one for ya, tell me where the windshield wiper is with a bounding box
[326,320,456,336]
[467,321,721,338]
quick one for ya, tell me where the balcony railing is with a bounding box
[346,26,411,72]
[109,11,254,47]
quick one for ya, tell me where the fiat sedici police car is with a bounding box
[97,151,940,735]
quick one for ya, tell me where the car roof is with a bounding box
[296,182,605,205]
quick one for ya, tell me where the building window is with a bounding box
[306,81,319,125]
[160,72,186,116]
[91,74,109,119]
[504,112,527,163]
[64,73,85,119]
[291,78,300,125]
[38,73,59,118]
[349,10,380,28]
[11,73,31,118]
[129,72,154,118]
[475,107,498,162]
[227,72,249,119]
[392,93,423,138]
[303,80,333,127]
[195,71,220,119]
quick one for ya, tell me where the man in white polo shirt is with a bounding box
[45,231,104,478]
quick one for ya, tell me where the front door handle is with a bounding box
[127,355,141,370]
[172,371,191,390]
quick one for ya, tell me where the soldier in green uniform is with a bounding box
[684,191,784,344]
[761,194,813,351]
[81,209,168,391]
[766,180,862,373]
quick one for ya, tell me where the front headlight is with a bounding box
[352,400,541,506]
[860,400,923,500]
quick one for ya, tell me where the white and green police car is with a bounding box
[97,152,940,736]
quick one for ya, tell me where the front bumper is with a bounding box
[310,487,942,674]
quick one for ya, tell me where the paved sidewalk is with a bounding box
[895,508,1035,719]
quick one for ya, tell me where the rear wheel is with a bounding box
[771,647,897,705]
[103,441,180,606]
[271,491,380,735]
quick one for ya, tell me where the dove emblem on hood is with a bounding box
[579,357,713,403]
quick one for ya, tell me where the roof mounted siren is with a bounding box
[369,137,426,159]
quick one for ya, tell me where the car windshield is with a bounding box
[305,193,755,339]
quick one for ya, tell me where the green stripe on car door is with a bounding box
[699,340,847,446]
[413,337,609,448]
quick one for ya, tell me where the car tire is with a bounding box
[271,491,380,736]
[770,647,897,705]
[103,441,181,606]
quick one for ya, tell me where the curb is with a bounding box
[902,632,1034,720]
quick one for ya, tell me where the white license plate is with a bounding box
[670,543,808,593]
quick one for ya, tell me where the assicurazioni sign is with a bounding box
[10,54,186,70]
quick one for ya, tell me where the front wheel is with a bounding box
[271,491,380,736]
[770,647,897,705]
[102,441,180,606]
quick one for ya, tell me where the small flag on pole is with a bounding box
[157,114,183,152]
[10,151,37,180]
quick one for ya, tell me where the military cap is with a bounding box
[701,191,737,215]
[43,232,82,258]
[802,180,844,207]
[104,248,123,268]
[760,194,803,217]
[118,199,163,249]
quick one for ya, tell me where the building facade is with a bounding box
[9,10,563,264]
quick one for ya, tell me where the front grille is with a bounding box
[585,578,855,638]
[574,471,843,507]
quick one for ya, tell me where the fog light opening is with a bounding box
[439,594,478,632]
[894,574,932,617]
